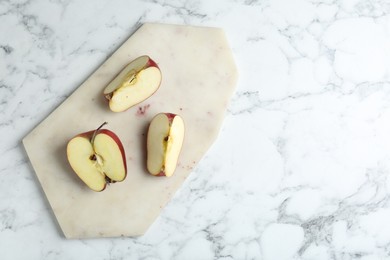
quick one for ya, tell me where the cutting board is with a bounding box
[23,23,238,238]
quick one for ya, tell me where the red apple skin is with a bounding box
[155,171,166,177]
[165,113,176,122]
[146,57,159,69]
[68,128,127,189]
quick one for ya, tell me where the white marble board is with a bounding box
[22,23,238,239]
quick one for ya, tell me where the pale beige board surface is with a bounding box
[23,23,238,238]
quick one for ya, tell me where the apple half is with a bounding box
[147,113,185,177]
[66,122,127,191]
[103,55,162,112]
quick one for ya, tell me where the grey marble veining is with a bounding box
[2,0,390,259]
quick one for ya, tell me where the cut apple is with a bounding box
[66,122,127,191]
[147,113,185,177]
[104,55,162,112]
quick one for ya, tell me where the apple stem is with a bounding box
[91,122,108,144]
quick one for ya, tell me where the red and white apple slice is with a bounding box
[66,122,127,191]
[104,55,162,112]
[147,113,185,177]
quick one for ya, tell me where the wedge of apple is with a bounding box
[147,113,185,177]
[103,55,162,112]
[66,122,127,191]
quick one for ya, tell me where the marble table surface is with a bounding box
[2,0,390,259]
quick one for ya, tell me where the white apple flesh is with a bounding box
[104,55,162,112]
[147,113,185,177]
[67,122,127,191]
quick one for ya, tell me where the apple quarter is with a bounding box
[147,113,185,177]
[104,55,162,112]
[23,23,238,238]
